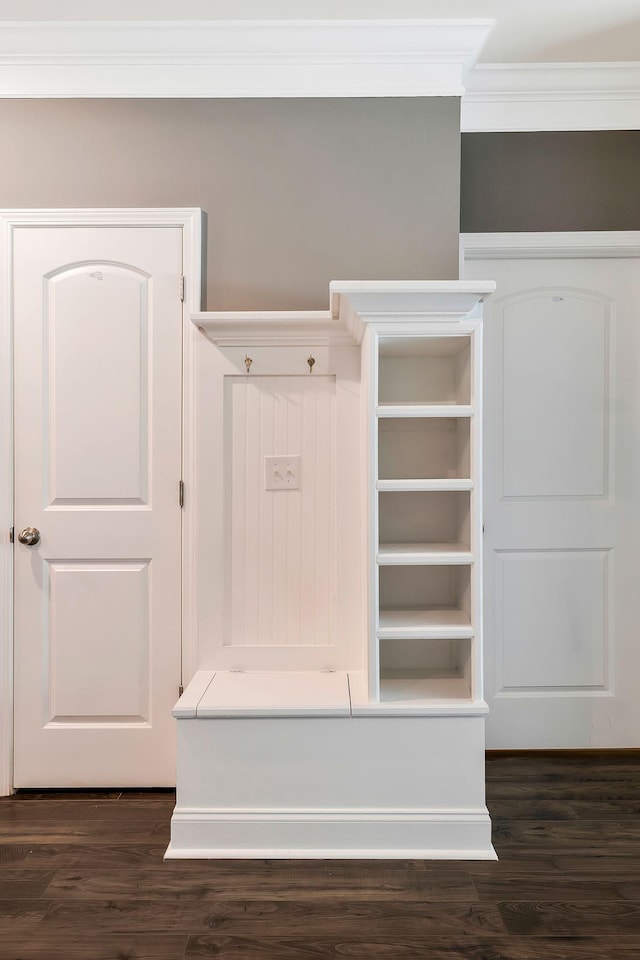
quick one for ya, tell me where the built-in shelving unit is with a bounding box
[170,281,496,861]
[369,321,483,709]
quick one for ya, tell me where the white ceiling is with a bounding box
[0,0,639,63]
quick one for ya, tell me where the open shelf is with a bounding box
[379,490,471,557]
[378,418,470,481]
[379,637,472,702]
[378,565,473,638]
[378,336,471,406]
[379,673,472,704]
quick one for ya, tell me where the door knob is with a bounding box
[18,527,40,546]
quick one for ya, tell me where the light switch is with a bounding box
[265,456,301,490]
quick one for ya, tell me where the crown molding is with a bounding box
[462,62,640,131]
[0,19,493,98]
[460,231,640,260]
[330,280,496,343]
[192,310,357,346]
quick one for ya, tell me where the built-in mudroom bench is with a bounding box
[167,281,497,860]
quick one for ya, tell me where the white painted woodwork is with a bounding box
[168,713,494,859]
[378,337,471,406]
[462,63,640,133]
[193,320,365,674]
[377,609,475,640]
[0,208,201,796]
[2,20,640,133]
[0,20,494,99]
[196,671,351,718]
[501,293,608,499]
[171,283,495,859]
[347,670,488,718]
[333,283,490,712]
[226,376,337,649]
[378,418,471,482]
[13,224,184,787]
[47,561,151,721]
[377,479,474,492]
[172,670,215,720]
[498,551,609,690]
[47,264,151,504]
[462,239,640,747]
[379,490,471,555]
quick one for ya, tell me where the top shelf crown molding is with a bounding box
[331,280,496,342]
[0,19,494,98]
[193,282,497,347]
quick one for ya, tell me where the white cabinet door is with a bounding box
[464,253,640,747]
[13,225,183,786]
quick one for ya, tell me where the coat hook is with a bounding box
[244,355,253,374]
[307,355,315,374]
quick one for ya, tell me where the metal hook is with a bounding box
[244,355,253,374]
[307,355,315,374]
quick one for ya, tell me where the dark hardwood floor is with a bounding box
[2,752,640,959]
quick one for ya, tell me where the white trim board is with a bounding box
[460,231,640,268]
[166,808,496,860]
[462,62,640,132]
[0,19,493,98]
[0,207,203,796]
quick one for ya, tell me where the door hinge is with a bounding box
[9,527,14,543]
[179,480,184,508]
[178,683,184,698]
[179,275,185,302]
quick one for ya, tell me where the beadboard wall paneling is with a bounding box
[226,375,337,648]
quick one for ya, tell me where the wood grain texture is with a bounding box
[185,937,640,959]
[1,752,640,958]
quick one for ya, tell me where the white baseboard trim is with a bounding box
[166,807,497,860]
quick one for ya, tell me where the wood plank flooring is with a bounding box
[2,752,640,959]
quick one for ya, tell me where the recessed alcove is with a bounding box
[378,336,472,406]
[378,489,472,559]
[378,417,471,482]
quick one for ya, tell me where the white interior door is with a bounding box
[464,250,640,747]
[13,224,184,786]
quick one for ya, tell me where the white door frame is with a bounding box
[0,207,203,795]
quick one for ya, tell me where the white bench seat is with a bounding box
[173,669,350,719]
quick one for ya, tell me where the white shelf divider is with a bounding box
[378,609,474,640]
[377,543,473,565]
[377,479,474,492]
[376,404,473,418]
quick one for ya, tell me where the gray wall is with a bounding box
[0,98,461,309]
[461,131,640,233]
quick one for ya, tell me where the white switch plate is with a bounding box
[265,455,301,490]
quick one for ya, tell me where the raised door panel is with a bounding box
[501,292,610,500]
[45,560,150,722]
[45,264,151,505]
[496,549,610,692]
